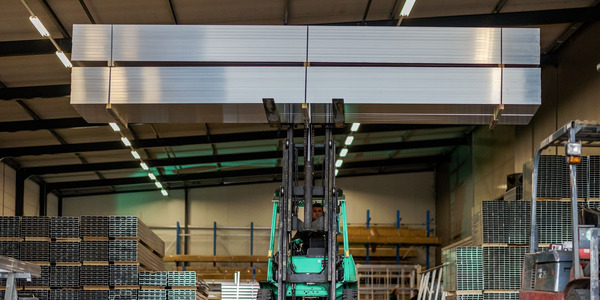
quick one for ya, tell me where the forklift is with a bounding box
[257,100,358,300]
[520,121,600,300]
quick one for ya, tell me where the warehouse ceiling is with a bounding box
[0,0,599,198]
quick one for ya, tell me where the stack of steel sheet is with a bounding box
[508,247,527,289]
[574,156,589,199]
[109,215,138,238]
[0,216,20,237]
[20,241,49,262]
[483,246,533,291]
[19,265,49,287]
[482,201,508,243]
[109,216,165,257]
[80,240,109,261]
[138,289,167,300]
[109,289,138,299]
[168,289,196,300]
[139,271,168,286]
[50,265,80,287]
[50,289,79,300]
[21,216,50,237]
[50,216,80,238]
[537,200,572,243]
[0,241,20,259]
[79,290,109,299]
[80,264,109,286]
[591,156,600,198]
[508,201,530,245]
[18,289,49,300]
[456,295,483,300]
[50,241,80,262]
[483,247,510,290]
[80,216,109,237]
[168,271,197,287]
[455,247,483,291]
[109,239,138,262]
[110,264,139,286]
[108,216,165,271]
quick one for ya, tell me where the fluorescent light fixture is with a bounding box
[109,123,120,132]
[155,182,163,188]
[148,173,156,180]
[344,136,354,145]
[161,189,168,196]
[340,148,348,157]
[121,137,131,146]
[131,151,141,159]
[55,51,73,68]
[400,0,417,16]
[335,169,339,176]
[351,123,361,132]
[140,162,149,170]
[335,159,343,168]
[29,16,50,37]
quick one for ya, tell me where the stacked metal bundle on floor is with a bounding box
[0,215,194,299]
[525,155,600,199]
[481,201,508,244]
[483,292,519,300]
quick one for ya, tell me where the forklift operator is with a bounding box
[292,203,326,255]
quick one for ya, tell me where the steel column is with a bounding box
[15,171,25,216]
[38,182,47,216]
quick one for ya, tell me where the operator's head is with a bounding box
[312,203,324,220]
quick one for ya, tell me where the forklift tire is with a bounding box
[565,289,591,300]
[342,289,357,300]
[257,289,275,300]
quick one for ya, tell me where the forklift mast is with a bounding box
[276,123,339,299]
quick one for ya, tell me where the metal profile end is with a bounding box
[332,98,345,128]
[262,98,280,128]
[489,104,504,130]
[106,104,128,129]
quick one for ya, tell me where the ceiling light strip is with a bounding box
[19,0,72,68]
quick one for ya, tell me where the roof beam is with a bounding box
[0,39,71,57]
[60,165,435,198]
[47,155,444,190]
[4,6,599,58]
[0,84,70,101]
[1,124,461,158]
[23,136,466,176]
[328,6,600,27]
[401,6,600,27]
[0,118,101,132]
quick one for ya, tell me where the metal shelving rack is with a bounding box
[0,255,41,300]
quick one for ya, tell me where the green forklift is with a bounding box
[257,116,358,300]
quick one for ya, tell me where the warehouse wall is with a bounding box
[0,162,16,216]
[63,172,435,260]
[47,194,59,217]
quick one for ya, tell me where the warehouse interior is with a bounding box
[1,0,600,299]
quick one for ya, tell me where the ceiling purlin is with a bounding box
[47,155,444,191]
[0,125,460,157]
[22,136,467,176]
[0,117,101,132]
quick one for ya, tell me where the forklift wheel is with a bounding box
[565,289,591,300]
[257,289,275,300]
[342,289,357,300]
